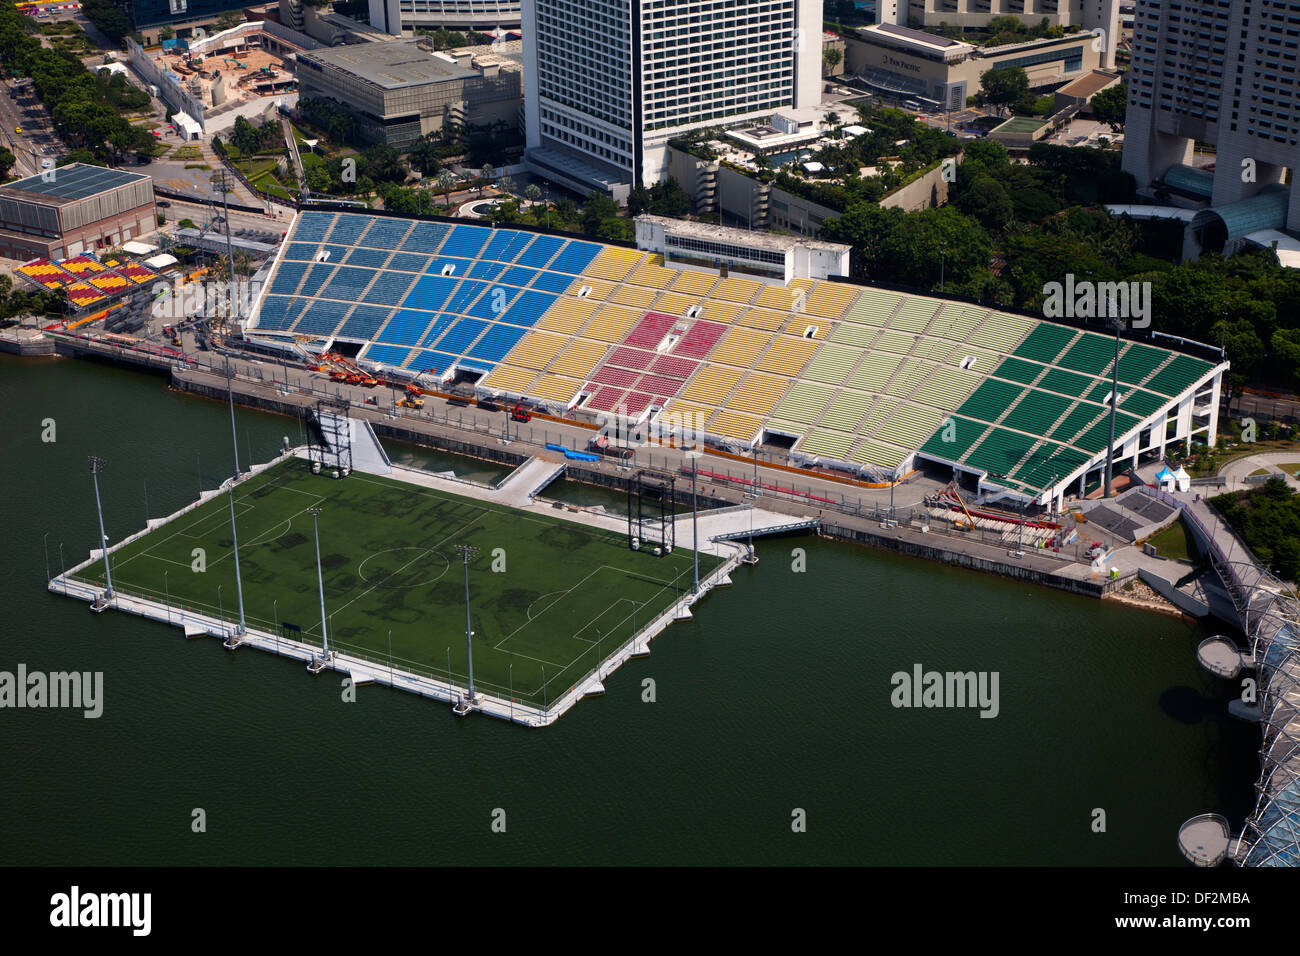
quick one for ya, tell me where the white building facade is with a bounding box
[524,0,823,202]
[1123,0,1300,235]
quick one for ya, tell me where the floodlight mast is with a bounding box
[308,508,329,657]
[224,357,247,638]
[455,544,481,700]
[88,456,113,600]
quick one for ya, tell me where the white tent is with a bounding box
[144,253,179,271]
[171,111,202,141]
[1156,464,1190,493]
[122,240,158,256]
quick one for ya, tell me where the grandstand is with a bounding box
[247,209,1228,507]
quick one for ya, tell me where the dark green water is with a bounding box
[0,354,1258,865]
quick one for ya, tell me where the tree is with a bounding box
[1090,82,1128,131]
[0,146,14,179]
[823,47,842,73]
[361,143,405,184]
[215,11,244,31]
[954,174,1014,232]
[406,134,442,176]
[980,67,1029,115]
[436,169,456,207]
[479,163,495,197]
[230,115,260,157]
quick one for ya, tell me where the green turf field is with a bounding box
[73,459,721,707]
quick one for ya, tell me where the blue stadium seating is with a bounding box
[294,212,334,242]
[399,221,451,254]
[441,224,492,259]
[338,305,394,340]
[404,274,458,312]
[443,279,489,316]
[548,240,602,274]
[363,343,415,367]
[389,252,431,273]
[269,261,309,295]
[516,234,565,269]
[406,349,458,374]
[322,266,376,300]
[480,229,527,262]
[426,256,469,276]
[255,295,294,330]
[301,263,337,293]
[500,229,537,262]
[418,314,456,348]
[467,323,527,363]
[499,289,557,328]
[528,269,576,294]
[434,317,489,354]
[361,271,419,306]
[321,244,350,263]
[500,266,539,287]
[358,217,412,249]
[469,260,506,281]
[328,213,374,246]
[345,246,391,268]
[293,299,351,336]
[467,285,519,319]
[284,242,318,260]
[374,309,436,347]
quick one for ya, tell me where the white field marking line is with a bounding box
[116,481,326,578]
[319,510,483,626]
[113,500,258,572]
[568,597,637,645]
[497,564,608,648]
[118,469,293,566]
[198,492,329,573]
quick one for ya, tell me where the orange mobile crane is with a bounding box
[941,483,978,531]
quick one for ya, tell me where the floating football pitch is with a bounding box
[73,460,720,706]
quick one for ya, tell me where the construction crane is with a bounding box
[941,482,978,532]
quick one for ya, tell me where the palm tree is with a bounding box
[479,164,495,198]
[436,169,455,208]
[524,183,542,225]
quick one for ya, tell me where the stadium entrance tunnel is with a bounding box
[760,430,798,452]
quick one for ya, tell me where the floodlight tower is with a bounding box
[88,456,113,606]
[1103,316,1122,498]
[307,507,332,671]
[455,544,480,705]
[685,443,701,594]
[223,357,247,644]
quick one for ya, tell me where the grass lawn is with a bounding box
[1145,518,1191,562]
[1249,467,1272,477]
[74,459,719,707]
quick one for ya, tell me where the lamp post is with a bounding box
[164,570,170,624]
[308,507,330,662]
[454,544,480,701]
[1103,316,1121,498]
[88,456,113,601]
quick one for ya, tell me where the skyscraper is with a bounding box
[1123,0,1300,238]
[523,0,823,201]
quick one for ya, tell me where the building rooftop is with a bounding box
[635,215,850,256]
[1056,69,1121,99]
[297,41,479,90]
[1,164,150,204]
[858,23,974,59]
